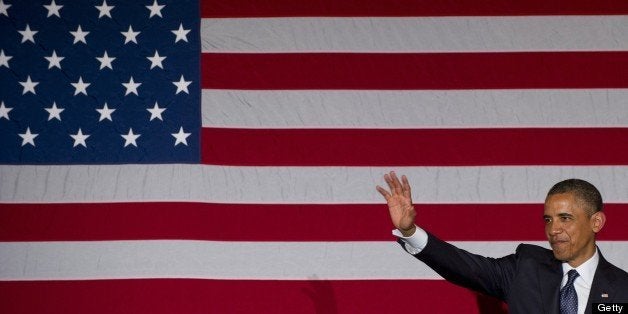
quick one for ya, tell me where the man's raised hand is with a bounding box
[376,171,417,237]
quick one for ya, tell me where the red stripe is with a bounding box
[0,279,505,314]
[201,128,628,166]
[201,0,628,17]
[2,203,627,242]
[201,52,628,90]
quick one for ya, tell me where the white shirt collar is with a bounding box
[561,247,599,287]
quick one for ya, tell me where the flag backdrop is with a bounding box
[2,0,628,313]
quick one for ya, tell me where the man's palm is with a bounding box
[387,194,414,230]
[376,172,416,233]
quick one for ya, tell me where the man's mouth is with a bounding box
[550,240,569,246]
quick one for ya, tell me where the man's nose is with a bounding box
[548,221,563,234]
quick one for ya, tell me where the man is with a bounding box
[377,172,628,314]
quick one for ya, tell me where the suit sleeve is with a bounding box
[404,232,518,300]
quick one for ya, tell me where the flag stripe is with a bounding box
[4,165,628,204]
[0,279,502,314]
[201,52,628,90]
[201,0,628,17]
[201,89,628,129]
[201,16,628,53]
[0,240,501,280]
[2,240,628,280]
[201,128,628,166]
[2,203,628,242]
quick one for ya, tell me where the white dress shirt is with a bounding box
[561,248,599,314]
[391,225,428,254]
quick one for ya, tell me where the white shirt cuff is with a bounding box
[392,225,428,254]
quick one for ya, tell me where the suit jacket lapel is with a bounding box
[587,253,617,313]
[538,257,563,314]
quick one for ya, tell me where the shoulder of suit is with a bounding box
[514,243,554,258]
[600,256,628,279]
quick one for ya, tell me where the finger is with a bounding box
[401,175,412,199]
[390,171,403,195]
[375,185,391,200]
[384,173,396,194]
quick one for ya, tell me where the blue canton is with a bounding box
[0,0,200,163]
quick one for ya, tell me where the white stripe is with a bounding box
[2,241,627,281]
[201,16,628,52]
[202,89,628,128]
[2,165,628,204]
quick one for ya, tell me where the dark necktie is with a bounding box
[560,269,579,314]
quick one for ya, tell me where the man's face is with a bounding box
[544,192,603,267]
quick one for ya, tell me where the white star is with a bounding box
[121,25,140,44]
[171,127,191,146]
[0,49,12,68]
[121,128,140,147]
[44,50,64,69]
[19,76,39,95]
[95,0,114,18]
[147,101,166,121]
[171,23,190,43]
[43,0,63,18]
[19,24,38,44]
[146,0,164,18]
[71,76,90,96]
[172,75,192,94]
[0,101,12,120]
[70,128,90,148]
[96,103,115,121]
[0,0,11,17]
[19,127,38,147]
[147,50,166,69]
[96,51,115,70]
[70,25,89,44]
[122,77,141,96]
[44,102,64,121]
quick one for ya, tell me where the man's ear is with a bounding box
[591,211,606,233]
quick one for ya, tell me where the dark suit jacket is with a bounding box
[401,232,628,314]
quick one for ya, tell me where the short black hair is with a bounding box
[546,178,603,215]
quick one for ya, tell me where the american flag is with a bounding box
[2,1,628,313]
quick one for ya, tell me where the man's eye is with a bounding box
[544,218,551,224]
